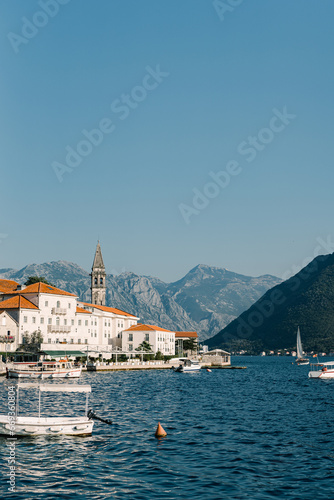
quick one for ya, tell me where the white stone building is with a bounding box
[121,324,175,356]
[0,281,138,356]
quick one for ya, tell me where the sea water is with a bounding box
[0,356,333,500]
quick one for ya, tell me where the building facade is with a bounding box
[121,324,175,356]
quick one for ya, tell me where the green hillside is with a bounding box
[206,253,334,353]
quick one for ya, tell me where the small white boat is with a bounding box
[295,327,309,365]
[0,383,94,436]
[6,359,82,379]
[174,358,201,372]
[308,361,334,379]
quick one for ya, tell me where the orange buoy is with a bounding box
[155,422,167,438]
[206,369,212,373]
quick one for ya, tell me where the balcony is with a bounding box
[47,325,71,333]
[0,336,14,343]
[51,307,67,315]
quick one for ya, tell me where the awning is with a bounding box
[42,350,86,357]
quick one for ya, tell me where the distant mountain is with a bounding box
[0,262,281,341]
[206,253,334,352]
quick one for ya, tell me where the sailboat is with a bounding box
[295,327,309,365]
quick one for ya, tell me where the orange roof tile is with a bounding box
[0,279,20,291]
[80,302,137,318]
[76,306,91,314]
[123,324,174,333]
[174,331,198,338]
[6,282,76,297]
[0,295,39,310]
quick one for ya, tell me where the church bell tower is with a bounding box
[90,241,106,306]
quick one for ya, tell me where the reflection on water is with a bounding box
[1,357,334,499]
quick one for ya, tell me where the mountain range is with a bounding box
[207,253,334,352]
[0,261,281,341]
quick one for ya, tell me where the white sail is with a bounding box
[296,327,304,359]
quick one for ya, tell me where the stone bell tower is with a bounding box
[90,241,106,306]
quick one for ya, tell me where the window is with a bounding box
[128,333,133,341]
[94,320,97,326]
[48,318,52,325]
[57,301,60,308]
[68,303,71,309]
[91,332,93,337]
[78,339,81,344]
[108,321,110,327]
[85,320,88,326]
[100,277,103,285]
[145,333,149,342]
[71,319,74,326]
[95,333,97,338]
[40,317,44,324]
[104,333,107,338]
[70,339,74,344]
[94,278,97,285]
[63,338,66,343]
[85,339,88,344]
[23,316,27,323]
[32,317,36,324]
[64,319,67,326]
[128,344,133,351]
[48,338,51,344]
[45,301,48,307]
[78,320,82,326]
[56,317,60,326]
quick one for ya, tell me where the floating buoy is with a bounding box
[155,422,167,438]
[206,369,212,373]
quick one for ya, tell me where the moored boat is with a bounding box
[174,358,201,372]
[0,383,93,436]
[308,361,334,379]
[6,358,82,379]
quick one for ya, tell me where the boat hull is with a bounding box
[7,367,82,379]
[308,370,334,379]
[0,415,93,436]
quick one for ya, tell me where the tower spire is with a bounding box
[90,241,106,306]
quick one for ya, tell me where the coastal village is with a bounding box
[0,243,230,370]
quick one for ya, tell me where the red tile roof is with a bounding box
[0,279,20,292]
[175,331,198,338]
[6,282,76,297]
[80,302,137,318]
[76,306,91,314]
[123,324,174,333]
[0,295,39,310]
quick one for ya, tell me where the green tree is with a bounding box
[183,339,197,353]
[17,330,44,352]
[135,341,153,352]
[24,276,54,286]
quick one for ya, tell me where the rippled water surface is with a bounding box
[1,357,334,499]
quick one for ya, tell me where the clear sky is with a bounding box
[1,0,333,282]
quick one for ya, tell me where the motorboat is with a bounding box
[308,361,334,379]
[0,383,94,436]
[174,358,201,372]
[6,358,82,379]
[295,327,309,365]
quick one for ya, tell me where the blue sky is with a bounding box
[1,0,333,282]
